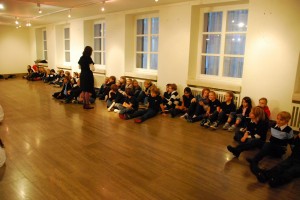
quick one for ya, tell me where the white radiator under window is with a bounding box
[93,73,106,88]
[189,87,240,107]
[291,103,300,130]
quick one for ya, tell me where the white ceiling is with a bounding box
[0,0,191,27]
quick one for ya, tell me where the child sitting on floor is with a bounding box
[247,111,294,177]
[170,87,194,118]
[209,91,236,129]
[116,88,139,115]
[251,130,300,188]
[120,86,167,123]
[223,96,252,131]
[200,91,221,127]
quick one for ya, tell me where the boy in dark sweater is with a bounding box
[117,88,138,116]
[121,86,166,123]
[247,111,294,175]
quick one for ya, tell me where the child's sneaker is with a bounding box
[228,124,236,132]
[200,119,207,126]
[180,113,188,118]
[134,118,142,123]
[107,102,115,112]
[123,114,130,120]
[210,122,218,129]
[203,120,211,127]
[119,113,125,119]
[114,109,120,113]
[222,122,230,130]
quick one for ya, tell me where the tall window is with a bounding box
[64,27,70,63]
[94,22,106,66]
[42,30,47,60]
[135,15,159,71]
[199,8,248,78]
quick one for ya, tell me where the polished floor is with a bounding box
[0,78,299,200]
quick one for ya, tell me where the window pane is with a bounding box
[137,19,148,35]
[65,52,70,62]
[65,40,70,50]
[226,10,248,32]
[136,36,148,52]
[43,31,47,40]
[103,52,106,65]
[203,12,222,32]
[44,41,47,50]
[224,34,246,55]
[136,53,147,69]
[94,24,102,37]
[151,17,159,34]
[94,52,101,65]
[103,38,106,51]
[223,57,244,78]
[201,56,219,75]
[64,28,70,39]
[202,34,221,54]
[94,38,101,51]
[150,54,158,70]
[151,36,159,52]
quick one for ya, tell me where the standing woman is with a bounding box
[78,46,95,109]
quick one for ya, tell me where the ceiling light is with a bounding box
[37,3,42,14]
[101,0,105,12]
[0,4,4,9]
[155,0,159,2]
[26,21,32,27]
[68,9,71,18]
[15,17,19,25]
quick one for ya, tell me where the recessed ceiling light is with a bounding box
[0,4,4,9]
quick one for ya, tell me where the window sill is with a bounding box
[187,79,241,93]
[57,66,72,70]
[93,69,106,75]
[124,72,157,81]
[292,93,300,103]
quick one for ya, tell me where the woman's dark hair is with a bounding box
[241,96,252,109]
[83,46,93,57]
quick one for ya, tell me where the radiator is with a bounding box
[189,87,240,107]
[291,103,300,130]
[93,73,106,88]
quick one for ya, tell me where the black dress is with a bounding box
[78,55,94,93]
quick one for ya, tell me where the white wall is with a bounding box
[0,26,31,74]
[157,3,191,92]
[70,20,84,72]
[106,13,126,78]
[242,0,300,118]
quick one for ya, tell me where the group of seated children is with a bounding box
[226,106,299,187]
[51,71,96,104]
[29,71,300,187]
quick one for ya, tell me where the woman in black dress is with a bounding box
[78,46,95,109]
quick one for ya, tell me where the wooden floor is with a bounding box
[0,78,299,200]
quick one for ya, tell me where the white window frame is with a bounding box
[42,29,47,60]
[134,13,159,74]
[64,26,70,65]
[197,5,248,85]
[93,20,106,70]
